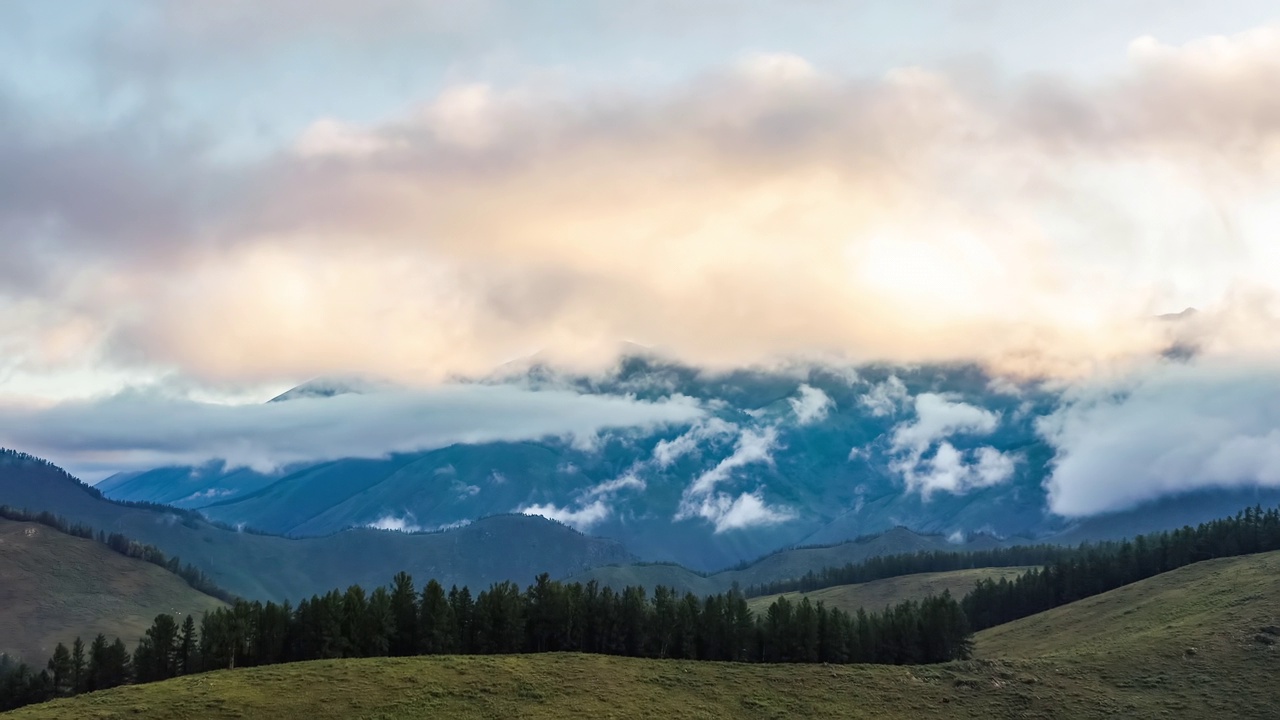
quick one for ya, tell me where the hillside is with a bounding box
[975,549,1280,660]
[570,527,1009,596]
[746,567,1033,615]
[0,452,633,603]
[0,518,225,664]
[12,551,1280,719]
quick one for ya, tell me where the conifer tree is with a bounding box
[45,643,71,696]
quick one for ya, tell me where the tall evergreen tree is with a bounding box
[69,637,86,694]
[178,615,199,675]
[45,643,71,696]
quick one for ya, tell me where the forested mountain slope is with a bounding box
[0,518,225,664]
[0,451,632,603]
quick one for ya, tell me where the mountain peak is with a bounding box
[268,376,388,403]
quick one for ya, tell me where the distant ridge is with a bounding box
[0,450,634,602]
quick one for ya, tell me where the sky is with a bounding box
[4,2,1280,515]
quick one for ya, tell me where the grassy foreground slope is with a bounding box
[746,567,1033,615]
[11,551,1280,719]
[0,519,225,663]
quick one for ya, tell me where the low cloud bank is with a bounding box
[0,384,704,481]
[1041,359,1280,516]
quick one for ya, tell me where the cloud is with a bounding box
[884,393,1013,497]
[678,490,797,534]
[899,442,1018,497]
[10,23,1280,394]
[860,376,910,417]
[789,384,834,424]
[582,473,646,500]
[890,394,1001,458]
[651,417,738,468]
[179,487,236,503]
[0,384,705,481]
[368,514,425,533]
[673,425,794,532]
[519,500,611,531]
[1040,359,1280,516]
[686,426,779,496]
[517,463,648,531]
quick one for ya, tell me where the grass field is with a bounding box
[746,567,1034,615]
[0,519,226,664]
[9,551,1279,719]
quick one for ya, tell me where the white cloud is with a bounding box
[519,500,611,531]
[429,519,472,532]
[673,425,794,532]
[789,384,834,425]
[687,426,779,496]
[890,394,1000,458]
[519,469,646,532]
[898,442,1018,497]
[179,487,236,503]
[679,490,797,534]
[860,376,909,417]
[651,417,738,468]
[582,473,646,500]
[15,23,1280,396]
[885,393,1011,497]
[294,118,396,158]
[368,514,425,532]
[0,384,705,481]
[1040,359,1280,516]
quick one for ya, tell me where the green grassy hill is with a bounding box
[0,518,226,664]
[571,526,1008,596]
[746,567,1033,615]
[10,551,1279,719]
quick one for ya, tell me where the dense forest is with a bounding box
[0,573,972,712]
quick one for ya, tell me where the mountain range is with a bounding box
[95,353,1280,572]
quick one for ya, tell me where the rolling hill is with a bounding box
[569,526,1009,596]
[0,518,226,664]
[11,550,1279,719]
[745,567,1034,615]
[0,451,633,603]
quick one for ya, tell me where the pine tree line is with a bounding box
[6,497,1280,713]
[0,505,236,603]
[0,573,972,712]
[962,506,1280,629]
[746,544,1075,596]
[0,634,133,711]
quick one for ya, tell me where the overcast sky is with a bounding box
[4,3,1280,513]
